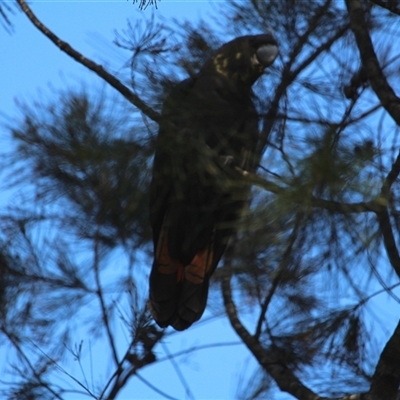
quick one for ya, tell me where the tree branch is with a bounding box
[99,340,155,400]
[345,0,400,126]
[381,150,400,196]
[16,0,160,123]
[376,208,400,279]
[257,0,349,156]
[221,258,324,400]
[221,248,400,400]
[366,320,400,400]
[235,167,384,214]
[373,147,400,281]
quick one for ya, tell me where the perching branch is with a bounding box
[16,0,160,123]
[235,167,385,214]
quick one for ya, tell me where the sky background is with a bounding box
[0,2,272,400]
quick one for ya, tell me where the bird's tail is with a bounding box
[149,227,216,331]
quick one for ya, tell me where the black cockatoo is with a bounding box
[149,34,278,330]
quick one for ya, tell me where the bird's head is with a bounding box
[201,33,279,86]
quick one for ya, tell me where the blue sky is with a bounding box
[0,2,270,399]
[1,1,227,114]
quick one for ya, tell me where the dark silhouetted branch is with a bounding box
[376,208,400,279]
[345,0,400,126]
[381,150,400,196]
[366,320,400,400]
[1,328,64,400]
[375,149,400,279]
[221,260,323,400]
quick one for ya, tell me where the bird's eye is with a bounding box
[256,44,279,66]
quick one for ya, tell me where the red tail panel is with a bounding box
[149,226,217,330]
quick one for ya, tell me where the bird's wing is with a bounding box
[149,74,247,330]
[149,34,278,330]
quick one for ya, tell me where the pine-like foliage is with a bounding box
[2,1,400,399]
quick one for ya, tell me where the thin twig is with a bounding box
[356,282,400,309]
[161,343,195,400]
[369,0,400,16]
[156,341,242,363]
[104,344,156,399]
[235,166,384,214]
[254,214,303,339]
[93,238,119,365]
[31,340,97,399]
[2,329,64,400]
[135,372,180,400]
[257,0,349,156]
